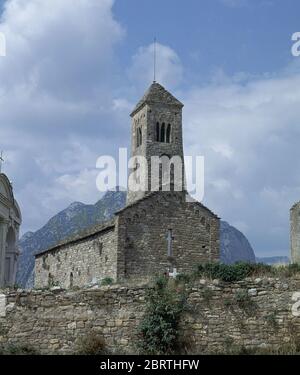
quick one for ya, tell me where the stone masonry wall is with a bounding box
[1,276,300,354]
[35,225,118,289]
[291,202,300,264]
[118,191,219,280]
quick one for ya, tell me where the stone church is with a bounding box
[0,173,22,287]
[34,82,220,289]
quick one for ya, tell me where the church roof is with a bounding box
[291,201,300,210]
[35,219,116,257]
[131,82,184,116]
[116,190,219,219]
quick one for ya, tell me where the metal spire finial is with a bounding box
[153,37,157,83]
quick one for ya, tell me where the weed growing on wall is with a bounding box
[264,311,279,331]
[101,277,114,286]
[76,334,108,355]
[234,289,258,316]
[195,262,274,282]
[194,262,300,282]
[137,275,187,355]
[0,344,39,355]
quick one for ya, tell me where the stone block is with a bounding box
[67,322,76,330]
[248,288,258,297]
[0,294,6,318]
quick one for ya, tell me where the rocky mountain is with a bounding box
[220,221,256,264]
[16,191,256,287]
[16,190,127,287]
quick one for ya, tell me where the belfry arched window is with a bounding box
[166,124,171,143]
[160,123,165,142]
[136,127,142,147]
[138,128,142,146]
[156,122,160,141]
[155,122,172,143]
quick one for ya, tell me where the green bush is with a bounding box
[76,334,108,355]
[137,276,187,355]
[12,284,22,290]
[196,262,273,282]
[264,311,279,330]
[175,273,192,284]
[234,289,257,316]
[154,274,168,289]
[202,287,214,305]
[101,277,114,286]
[0,344,39,355]
[215,342,300,355]
[278,263,300,277]
[223,297,232,308]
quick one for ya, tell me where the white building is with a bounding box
[0,173,22,287]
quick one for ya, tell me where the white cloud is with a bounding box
[211,142,234,159]
[128,42,183,91]
[0,0,126,233]
[52,168,100,204]
[183,69,300,256]
[0,0,124,96]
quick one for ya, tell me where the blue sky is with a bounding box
[115,0,297,80]
[1,0,300,258]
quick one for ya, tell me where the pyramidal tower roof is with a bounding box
[131,82,184,117]
[291,201,300,210]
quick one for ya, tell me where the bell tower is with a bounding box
[127,82,185,205]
